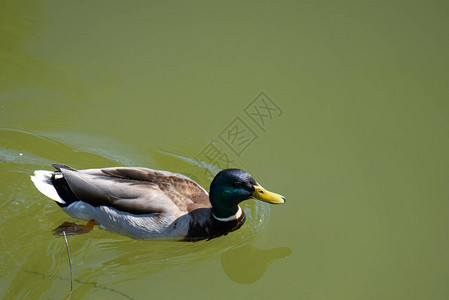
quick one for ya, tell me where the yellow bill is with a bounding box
[252,184,286,204]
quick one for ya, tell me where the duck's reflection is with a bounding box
[220,244,292,284]
[74,235,291,286]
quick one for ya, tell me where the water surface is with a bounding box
[1,1,449,299]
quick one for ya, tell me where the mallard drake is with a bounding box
[31,164,285,241]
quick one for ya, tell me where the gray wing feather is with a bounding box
[60,167,201,215]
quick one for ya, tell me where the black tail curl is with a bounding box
[50,164,80,207]
[52,163,77,172]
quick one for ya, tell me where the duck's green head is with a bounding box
[209,169,285,219]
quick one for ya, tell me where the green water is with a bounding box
[1,0,449,299]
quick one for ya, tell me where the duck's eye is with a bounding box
[232,182,242,188]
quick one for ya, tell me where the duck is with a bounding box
[31,164,285,241]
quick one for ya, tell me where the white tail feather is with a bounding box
[31,170,66,204]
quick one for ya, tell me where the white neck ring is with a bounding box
[212,206,242,222]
